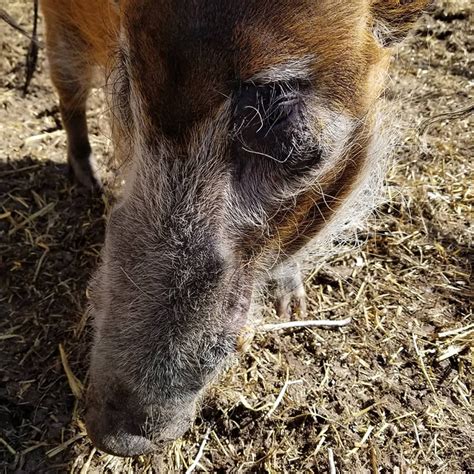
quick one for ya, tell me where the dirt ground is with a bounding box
[0,1,472,473]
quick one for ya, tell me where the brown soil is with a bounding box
[1,1,472,472]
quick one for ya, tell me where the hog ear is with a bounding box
[372,0,432,46]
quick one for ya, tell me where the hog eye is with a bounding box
[234,82,301,137]
[264,96,300,132]
[231,80,322,177]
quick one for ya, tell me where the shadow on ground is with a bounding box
[0,156,105,472]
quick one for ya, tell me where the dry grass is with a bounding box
[1,0,472,472]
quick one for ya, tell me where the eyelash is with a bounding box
[264,96,300,133]
[234,81,302,136]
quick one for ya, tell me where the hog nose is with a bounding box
[93,430,155,457]
[85,404,156,457]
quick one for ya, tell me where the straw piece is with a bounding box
[59,343,84,400]
[328,448,336,474]
[266,380,303,418]
[185,428,211,474]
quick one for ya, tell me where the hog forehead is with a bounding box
[120,0,375,129]
[122,0,370,59]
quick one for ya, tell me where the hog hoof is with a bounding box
[68,152,102,192]
[273,264,307,319]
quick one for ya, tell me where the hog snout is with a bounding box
[86,188,255,456]
[85,384,195,457]
[85,253,252,456]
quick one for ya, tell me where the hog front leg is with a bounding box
[43,12,100,191]
[272,262,307,319]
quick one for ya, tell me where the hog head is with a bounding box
[82,0,431,456]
